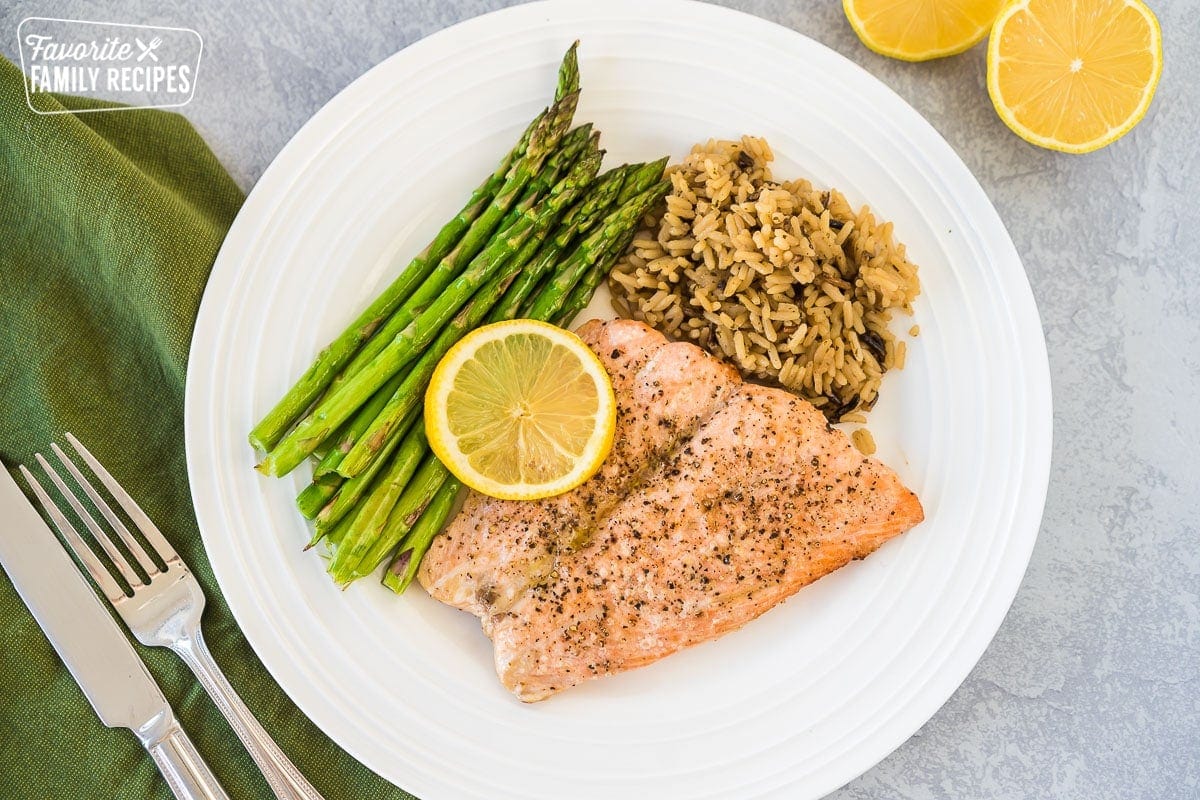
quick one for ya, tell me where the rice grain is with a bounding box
[609,136,920,422]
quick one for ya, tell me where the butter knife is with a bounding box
[0,465,229,800]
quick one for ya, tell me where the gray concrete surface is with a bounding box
[4,0,1197,797]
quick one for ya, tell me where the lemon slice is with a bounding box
[987,0,1162,154]
[425,319,616,500]
[844,0,1007,61]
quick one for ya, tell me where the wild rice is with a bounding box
[609,136,920,422]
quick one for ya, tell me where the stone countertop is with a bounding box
[4,0,1196,797]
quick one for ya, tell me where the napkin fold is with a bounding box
[0,55,415,800]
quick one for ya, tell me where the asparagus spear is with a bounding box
[310,406,420,541]
[556,41,579,103]
[249,129,524,453]
[295,368,410,519]
[485,124,594,251]
[487,163,632,324]
[293,125,593,491]
[523,182,669,323]
[330,454,449,583]
[616,156,669,203]
[248,47,582,451]
[306,145,603,480]
[558,163,634,231]
[309,271,518,546]
[546,163,671,326]
[478,124,597,283]
[296,472,341,519]
[554,224,644,328]
[517,161,667,319]
[537,162,669,321]
[311,90,578,399]
[323,423,429,574]
[381,475,461,594]
[320,507,354,552]
[310,373,404,478]
[257,137,599,478]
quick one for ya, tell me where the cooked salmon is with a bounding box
[419,319,924,701]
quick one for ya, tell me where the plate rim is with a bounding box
[184,1,1053,796]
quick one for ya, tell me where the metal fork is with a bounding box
[29,434,324,800]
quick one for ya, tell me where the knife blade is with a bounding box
[0,464,169,730]
[1,462,229,800]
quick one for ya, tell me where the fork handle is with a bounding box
[174,627,325,800]
[144,720,231,800]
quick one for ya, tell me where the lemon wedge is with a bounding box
[425,320,616,500]
[987,0,1162,154]
[844,0,1008,61]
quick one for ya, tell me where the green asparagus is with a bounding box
[310,372,404,478]
[247,44,584,453]
[558,163,633,231]
[556,41,579,103]
[318,507,354,552]
[326,146,604,479]
[381,474,461,594]
[311,406,420,539]
[616,156,669,202]
[487,163,631,324]
[248,126,529,453]
[324,423,429,576]
[297,127,590,488]
[256,139,599,477]
[296,472,341,519]
[330,454,449,583]
[314,89,580,401]
[545,163,671,326]
[554,223,644,328]
[523,182,669,322]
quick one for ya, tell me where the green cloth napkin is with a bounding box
[0,55,416,800]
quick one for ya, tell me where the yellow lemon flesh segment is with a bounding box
[844,0,1008,61]
[987,0,1162,153]
[425,319,616,501]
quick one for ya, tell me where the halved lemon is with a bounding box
[987,0,1163,154]
[425,319,616,500]
[844,0,1008,61]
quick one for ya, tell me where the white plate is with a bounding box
[185,2,1052,798]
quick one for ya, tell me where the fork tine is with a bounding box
[65,432,179,564]
[50,443,160,576]
[20,465,128,602]
[34,453,146,587]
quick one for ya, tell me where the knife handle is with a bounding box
[144,719,231,800]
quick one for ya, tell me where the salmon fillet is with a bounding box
[419,319,924,701]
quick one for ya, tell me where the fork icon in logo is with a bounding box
[135,36,162,62]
